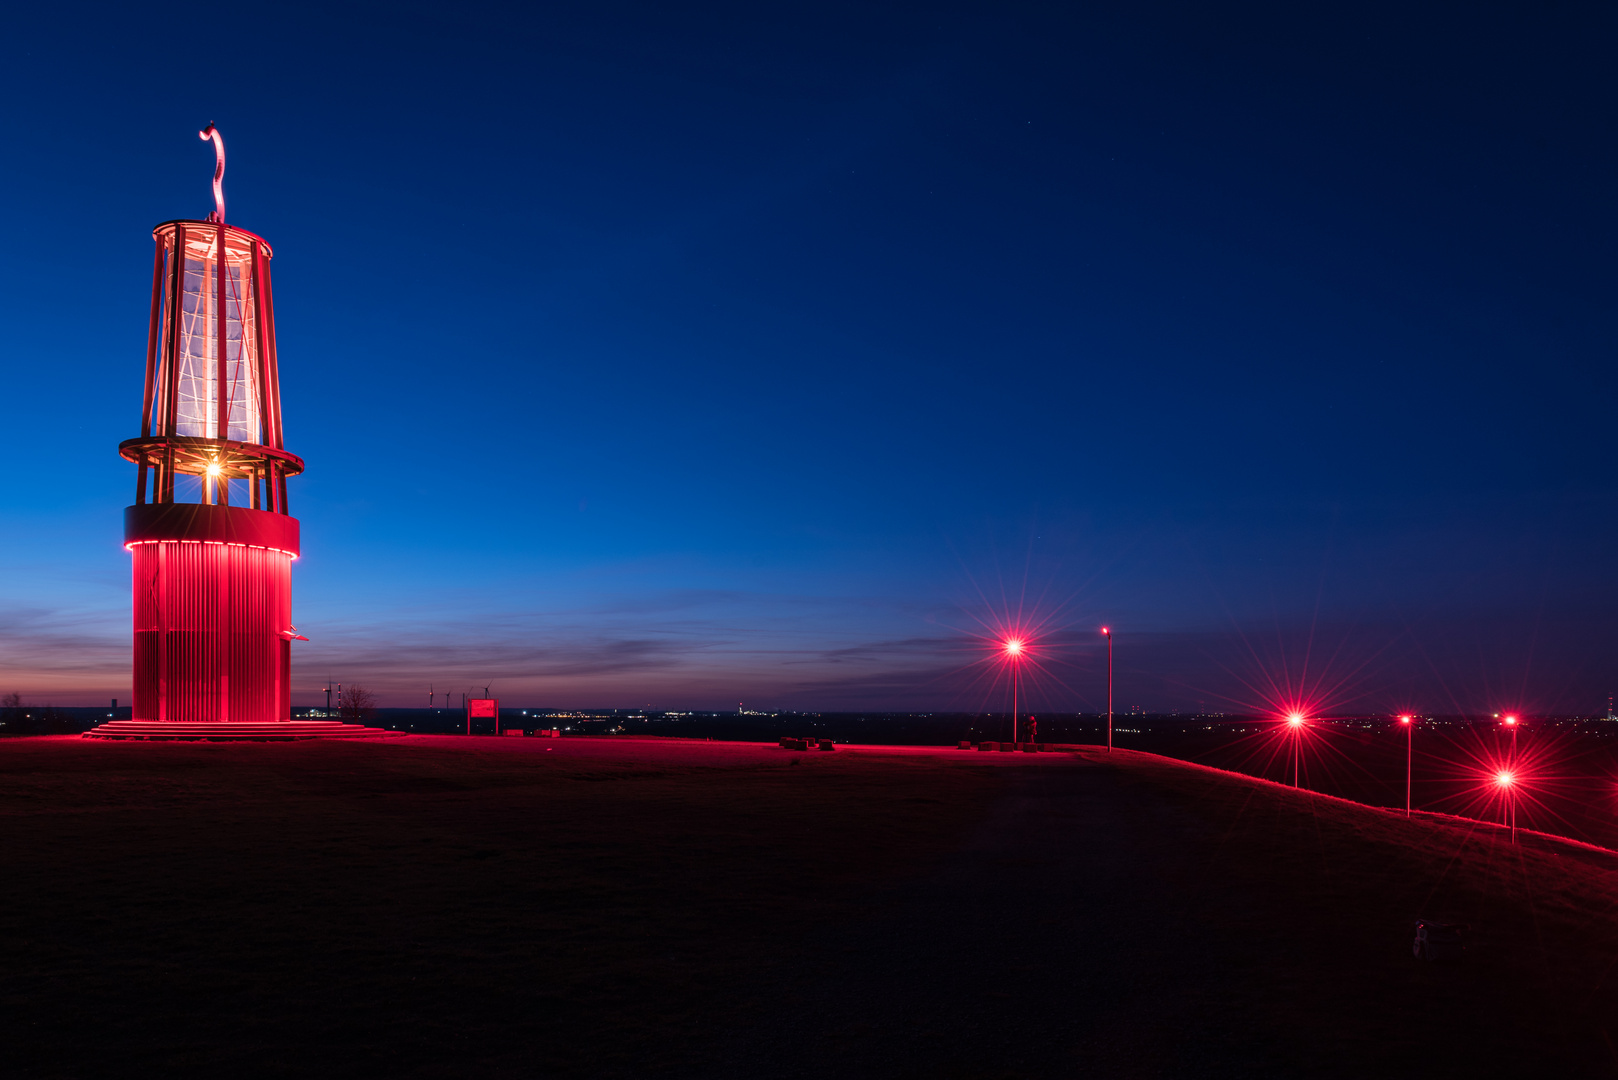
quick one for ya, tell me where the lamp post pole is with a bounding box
[1400,716,1413,818]
[1002,638,1026,745]
[1286,714,1304,787]
[1012,658,1019,746]
[1504,715,1519,835]
[1102,627,1113,752]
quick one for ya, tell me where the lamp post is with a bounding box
[1497,770,1517,843]
[1504,714,1518,767]
[1101,627,1113,752]
[1004,638,1024,744]
[1399,715,1413,817]
[1287,713,1304,787]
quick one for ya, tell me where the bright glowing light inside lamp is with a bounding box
[1496,770,1515,788]
[1287,713,1304,728]
[1504,715,1518,726]
[1399,715,1412,724]
[206,463,222,478]
[1003,638,1025,657]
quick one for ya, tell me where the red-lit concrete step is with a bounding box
[83,720,401,740]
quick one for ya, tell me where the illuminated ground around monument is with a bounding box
[4,735,1617,1076]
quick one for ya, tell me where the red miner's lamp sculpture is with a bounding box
[90,128,381,740]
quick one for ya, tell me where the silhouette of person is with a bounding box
[1028,717,1038,744]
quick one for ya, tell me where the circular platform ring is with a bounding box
[124,502,300,556]
[85,720,400,740]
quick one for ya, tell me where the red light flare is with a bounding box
[945,565,1100,737]
[955,607,1082,715]
[1203,705,1326,790]
[1193,611,1385,719]
[1205,706,1326,789]
[947,612,1098,745]
[1413,723,1586,840]
[1179,613,1403,788]
[1191,702,1396,796]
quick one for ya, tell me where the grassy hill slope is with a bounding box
[2,736,1615,1077]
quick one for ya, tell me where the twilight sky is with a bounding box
[1,1,1615,715]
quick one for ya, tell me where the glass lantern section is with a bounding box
[154,224,265,444]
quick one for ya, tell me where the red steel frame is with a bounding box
[119,216,305,724]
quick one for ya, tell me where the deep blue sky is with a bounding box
[1,1,1614,715]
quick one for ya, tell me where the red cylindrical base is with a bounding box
[128,509,296,723]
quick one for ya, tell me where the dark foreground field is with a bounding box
[5,736,1618,1078]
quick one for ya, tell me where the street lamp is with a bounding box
[1004,637,1024,744]
[1503,714,1518,768]
[1496,769,1517,843]
[1287,713,1304,787]
[1101,627,1113,752]
[1399,715,1413,817]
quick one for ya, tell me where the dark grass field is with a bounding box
[5,735,1618,1077]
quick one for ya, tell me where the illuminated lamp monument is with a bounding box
[89,127,385,740]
